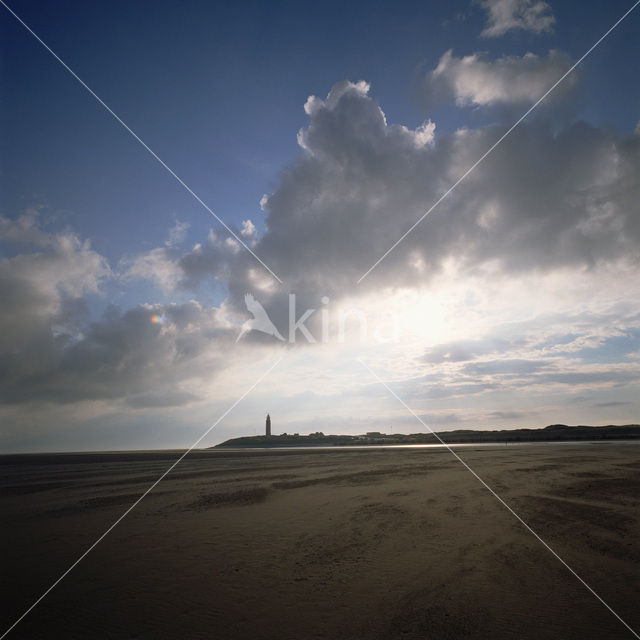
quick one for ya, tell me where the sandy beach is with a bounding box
[2,444,639,639]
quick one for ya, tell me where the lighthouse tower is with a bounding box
[266,414,271,437]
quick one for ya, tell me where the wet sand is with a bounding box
[1,444,639,639]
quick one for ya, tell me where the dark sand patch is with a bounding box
[272,464,430,489]
[554,476,640,504]
[386,596,490,640]
[189,486,270,509]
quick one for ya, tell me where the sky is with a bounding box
[1,0,639,452]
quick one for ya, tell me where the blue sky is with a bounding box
[3,0,638,264]
[1,0,640,451]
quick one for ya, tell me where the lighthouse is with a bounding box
[266,414,271,437]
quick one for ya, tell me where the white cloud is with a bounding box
[0,213,244,409]
[123,226,240,291]
[121,247,183,292]
[240,219,256,237]
[239,219,259,248]
[303,80,371,117]
[479,0,555,38]
[0,212,110,355]
[166,219,189,248]
[224,237,241,253]
[423,49,573,108]
[414,120,436,147]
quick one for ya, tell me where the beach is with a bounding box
[2,444,639,639]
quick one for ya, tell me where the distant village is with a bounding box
[213,417,640,448]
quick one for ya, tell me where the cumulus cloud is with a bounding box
[0,211,110,354]
[421,49,573,109]
[479,0,555,38]
[114,79,640,353]
[240,219,258,244]
[122,227,238,292]
[1,296,239,406]
[220,81,638,308]
[0,213,240,407]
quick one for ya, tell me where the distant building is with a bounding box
[266,414,271,437]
